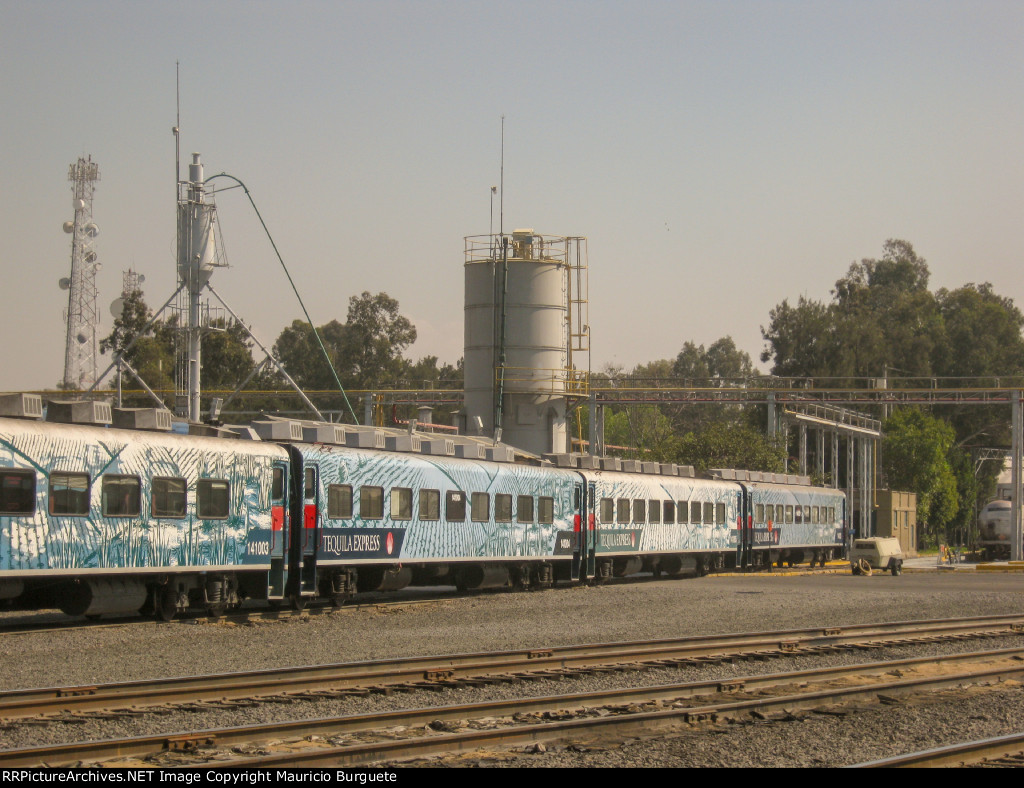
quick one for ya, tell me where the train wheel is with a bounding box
[290,594,307,612]
[156,586,178,622]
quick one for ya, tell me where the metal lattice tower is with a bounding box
[60,156,101,390]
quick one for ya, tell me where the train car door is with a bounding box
[736,486,752,569]
[299,463,320,597]
[570,482,589,581]
[586,481,597,579]
[268,461,289,600]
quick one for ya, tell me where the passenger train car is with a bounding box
[0,397,847,619]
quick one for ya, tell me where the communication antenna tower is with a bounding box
[60,156,102,390]
[175,153,227,420]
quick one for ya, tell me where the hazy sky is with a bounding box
[2,0,1021,392]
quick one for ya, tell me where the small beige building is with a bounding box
[874,490,917,557]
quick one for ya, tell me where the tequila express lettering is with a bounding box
[322,533,382,554]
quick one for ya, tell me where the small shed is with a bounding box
[875,490,917,557]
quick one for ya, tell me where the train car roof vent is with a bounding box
[420,438,455,456]
[486,446,515,463]
[303,424,347,445]
[709,468,737,481]
[543,453,577,468]
[252,420,304,442]
[386,434,421,452]
[599,457,622,472]
[0,393,43,420]
[46,399,112,426]
[578,455,600,470]
[345,429,386,449]
[620,459,642,473]
[112,407,173,432]
[677,465,696,478]
[659,463,678,476]
[454,443,483,459]
[641,462,660,475]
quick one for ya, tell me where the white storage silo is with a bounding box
[464,230,576,457]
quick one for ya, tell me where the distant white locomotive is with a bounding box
[978,463,1017,561]
[978,498,1014,560]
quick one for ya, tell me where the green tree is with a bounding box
[99,289,175,404]
[273,292,418,393]
[201,318,257,391]
[881,409,959,544]
[603,405,679,462]
[675,422,787,474]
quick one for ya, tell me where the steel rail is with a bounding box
[5,645,1024,768]
[199,652,1024,769]
[1,614,1022,722]
[0,595,454,638]
[853,732,1024,768]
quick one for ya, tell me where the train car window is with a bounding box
[663,501,675,524]
[360,486,384,519]
[304,468,316,500]
[632,499,645,524]
[829,507,836,522]
[197,480,230,519]
[517,495,534,523]
[420,489,440,521]
[328,485,353,518]
[102,475,140,517]
[812,506,819,524]
[471,492,490,522]
[716,502,726,524]
[445,491,466,521]
[794,505,803,524]
[691,501,702,523]
[804,505,811,523]
[152,477,187,519]
[391,488,413,520]
[678,501,688,523]
[538,496,554,524]
[600,498,614,523]
[272,468,285,501]
[574,488,582,509]
[755,504,765,523]
[648,500,660,524]
[49,472,90,516]
[495,494,512,522]
[703,502,714,523]
[0,471,35,515]
[785,505,794,524]
[617,498,630,523]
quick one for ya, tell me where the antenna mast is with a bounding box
[60,156,101,390]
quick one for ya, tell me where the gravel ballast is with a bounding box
[2,571,1024,767]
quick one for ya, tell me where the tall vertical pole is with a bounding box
[1012,390,1022,562]
[831,431,839,489]
[847,437,856,542]
[187,156,204,423]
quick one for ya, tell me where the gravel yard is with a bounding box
[2,571,1024,767]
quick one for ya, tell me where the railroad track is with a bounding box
[1,613,1022,724]
[855,733,1024,767]
[0,564,850,636]
[6,643,1024,767]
